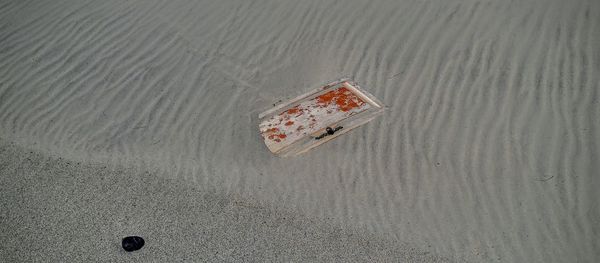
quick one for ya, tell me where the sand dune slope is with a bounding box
[1,0,599,261]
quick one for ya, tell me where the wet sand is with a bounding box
[0,139,447,262]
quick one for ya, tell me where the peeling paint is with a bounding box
[259,84,371,145]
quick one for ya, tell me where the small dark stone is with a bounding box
[326,127,334,135]
[122,236,145,252]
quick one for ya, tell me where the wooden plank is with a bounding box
[258,79,384,157]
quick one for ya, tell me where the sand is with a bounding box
[0,139,446,262]
[1,0,599,262]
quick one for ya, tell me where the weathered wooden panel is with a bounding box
[259,79,384,157]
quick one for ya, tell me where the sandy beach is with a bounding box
[1,0,599,262]
[0,139,447,262]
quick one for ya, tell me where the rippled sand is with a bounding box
[1,0,598,261]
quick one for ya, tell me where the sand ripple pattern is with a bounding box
[1,0,598,261]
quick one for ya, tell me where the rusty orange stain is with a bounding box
[280,105,303,116]
[268,132,286,138]
[285,121,294,126]
[286,108,299,114]
[316,87,365,112]
[264,127,288,142]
